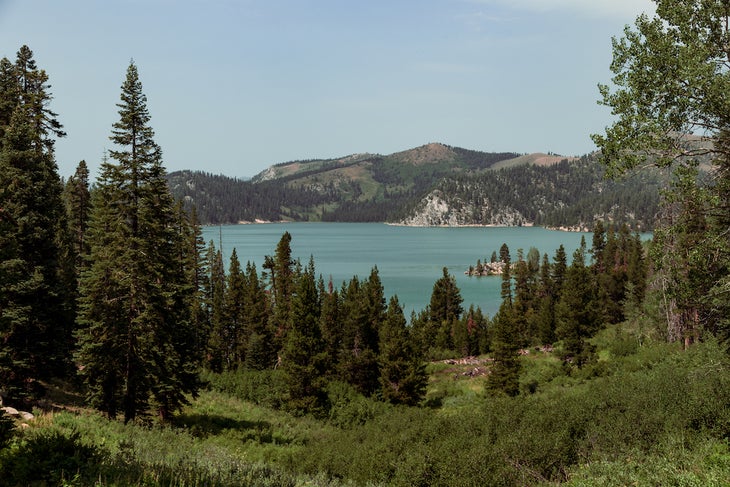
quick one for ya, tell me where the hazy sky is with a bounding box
[0,0,655,179]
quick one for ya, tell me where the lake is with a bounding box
[202,223,593,318]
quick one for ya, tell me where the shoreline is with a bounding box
[228,220,593,232]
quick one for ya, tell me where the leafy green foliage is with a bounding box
[593,0,730,345]
[0,412,15,451]
[0,429,102,486]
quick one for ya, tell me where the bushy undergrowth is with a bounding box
[201,367,289,410]
[291,338,730,485]
[0,405,344,486]
[2,330,729,486]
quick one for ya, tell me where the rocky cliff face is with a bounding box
[398,190,528,227]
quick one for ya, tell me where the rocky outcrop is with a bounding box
[398,189,529,227]
[465,261,506,276]
[1,406,34,422]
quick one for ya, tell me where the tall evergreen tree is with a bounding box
[362,266,387,353]
[223,249,245,369]
[282,258,328,415]
[428,267,464,351]
[243,261,273,370]
[205,242,226,371]
[511,250,533,345]
[338,275,380,395]
[184,208,211,361]
[13,46,65,149]
[555,237,600,367]
[63,160,91,272]
[59,160,92,329]
[453,304,485,357]
[0,57,18,143]
[378,295,427,405]
[488,302,521,397]
[76,62,200,422]
[552,244,567,295]
[0,46,70,402]
[266,231,295,350]
[500,243,512,304]
[319,277,341,376]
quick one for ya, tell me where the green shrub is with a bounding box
[0,429,103,486]
[326,381,388,428]
[203,368,288,410]
[564,440,730,486]
[0,411,15,450]
[607,325,640,358]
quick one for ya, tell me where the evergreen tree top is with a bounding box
[110,61,156,153]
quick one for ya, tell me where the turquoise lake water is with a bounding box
[202,223,594,318]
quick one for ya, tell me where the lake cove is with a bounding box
[203,223,593,318]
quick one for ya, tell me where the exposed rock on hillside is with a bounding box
[398,189,528,227]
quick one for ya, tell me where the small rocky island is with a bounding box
[465,259,506,276]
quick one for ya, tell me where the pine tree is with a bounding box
[591,220,607,274]
[452,304,483,357]
[338,275,380,395]
[0,47,70,401]
[319,277,341,376]
[184,208,211,361]
[282,258,328,415]
[535,253,557,345]
[153,199,202,421]
[499,243,512,304]
[62,160,91,272]
[428,267,464,351]
[488,302,521,397]
[0,57,18,143]
[13,46,65,149]
[223,249,245,369]
[552,244,567,295]
[511,250,532,345]
[243,261,273,370]
[266,231,295,350]
[362,266,386,353]
[378,296,426,405]
[555,237,599,368]
[205,242,226,372]
[76,62,200,422]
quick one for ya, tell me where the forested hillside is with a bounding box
[167,143,522,224]
[399,154,662,230]
[167,147,662,230]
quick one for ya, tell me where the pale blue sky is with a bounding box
[0,0,654,179]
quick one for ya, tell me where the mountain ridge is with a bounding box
[166,143,659,230]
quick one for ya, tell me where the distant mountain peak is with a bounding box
[391,142,457,166]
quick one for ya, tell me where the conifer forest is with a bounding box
[2,2,730,484]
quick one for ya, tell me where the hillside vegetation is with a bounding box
[401,155,661,230]
[167,144,661,230]
[3,324,729,486]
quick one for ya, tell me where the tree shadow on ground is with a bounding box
[173,413,291,445]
